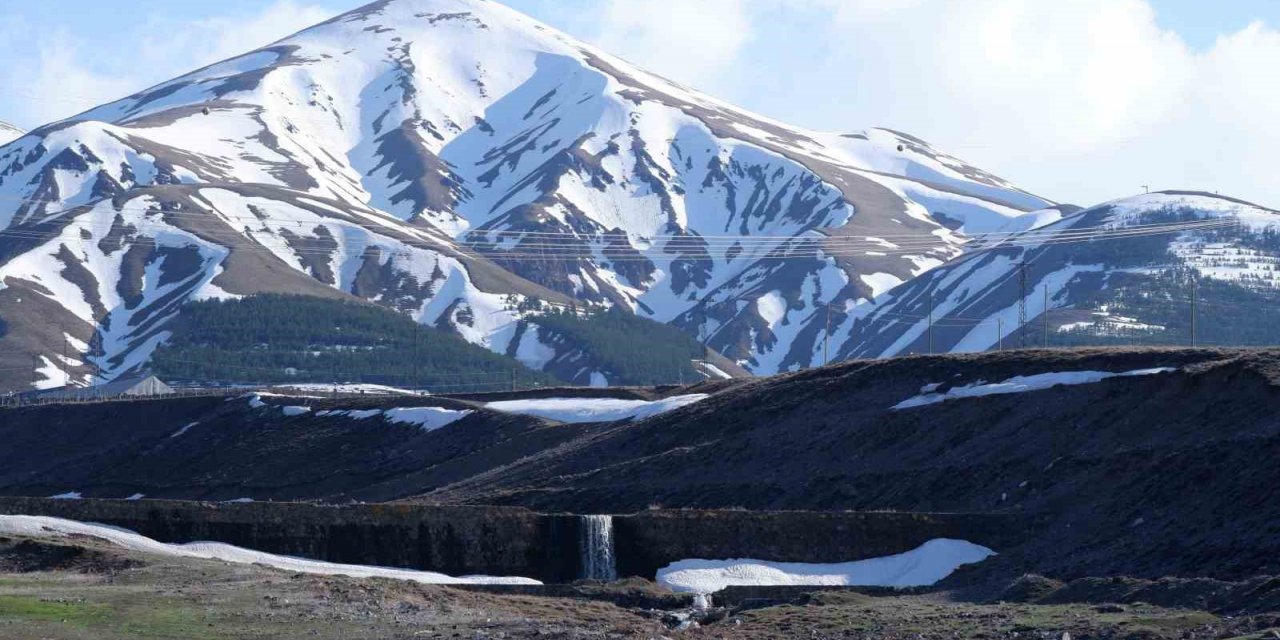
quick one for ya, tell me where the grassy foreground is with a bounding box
[1,537,1278,639]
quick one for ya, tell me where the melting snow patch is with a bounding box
[893,368,1176,410]
[49,492,82,500]
[125,494,145,501]
[656,539,995,594]
[316,409,384,420]
[0,516,541,586]
[485,395,708,424]
[383,407,473,432]
[170,422,199,438]
[861,273,904,299]
[282,406,312,417]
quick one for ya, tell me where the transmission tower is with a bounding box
[1018,261,1029,348]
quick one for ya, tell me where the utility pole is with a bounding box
[997,318,1004,352]
[61,326,69,388]
[824,304,832,366]
[1018,262,1029,349]
[927,292,934,355]
[511,367,516,393]
[412,323,420,390]
[31,354,38,391]
[1190,274,1198,348]
[1043,286,1050,349]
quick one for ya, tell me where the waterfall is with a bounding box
[579,515,617,581]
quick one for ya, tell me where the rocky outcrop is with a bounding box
[0,498,1026,584]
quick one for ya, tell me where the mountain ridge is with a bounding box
[4,0,1231,391]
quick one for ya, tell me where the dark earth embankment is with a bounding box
[0,394,587,503]
[418,348,1280,583]
[4,348,1280,588]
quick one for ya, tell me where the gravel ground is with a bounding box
[2,535,1279,640]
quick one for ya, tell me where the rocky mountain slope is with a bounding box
[833,192,1280,360]
[0,0,1050,390]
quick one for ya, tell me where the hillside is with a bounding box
[5,348,1280,584]
[507,307,744,386]
[0,0,1049,391]
[416,348,1280,582]
[150,294,558,390]
[835,192,1280,359]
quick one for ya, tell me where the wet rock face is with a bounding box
[0,498,1022,585]
[0,498,584,583]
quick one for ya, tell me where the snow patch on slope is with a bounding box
[656,539,995,594]
[893,368,1176,410]
[486,394,708,423]
[383,407,473,432]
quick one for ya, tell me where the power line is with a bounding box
[0,187,1243,247]
[0,207,1240,265]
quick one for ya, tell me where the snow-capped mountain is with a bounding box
[833,191,1280,359]
[0,122,23,146]
[0,0,1051,390]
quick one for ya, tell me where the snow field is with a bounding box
[656,539,995,594]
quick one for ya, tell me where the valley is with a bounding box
[1,0,1278,637]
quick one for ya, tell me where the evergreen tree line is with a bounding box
[151,295,558,390]
[531,307,707,386]
[1052,269,1280,348]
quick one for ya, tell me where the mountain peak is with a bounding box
[0,0,1055,391]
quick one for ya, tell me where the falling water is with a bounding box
[579,515,617,581]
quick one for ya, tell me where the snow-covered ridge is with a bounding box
[656,539,995,594]
[0,0,1055,388]
[833,191,1280,361]
[0,515,539,585]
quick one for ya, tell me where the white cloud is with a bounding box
[5,0,1279,208]
[514,0,1280,207]
[134,1,337,76]
[10,32,140,126]
[590,0,753,83]
[0,1,337,127]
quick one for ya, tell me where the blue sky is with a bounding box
[2,0,1279,207]
[1152,0,1280,48]
[6,0,1277,53]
